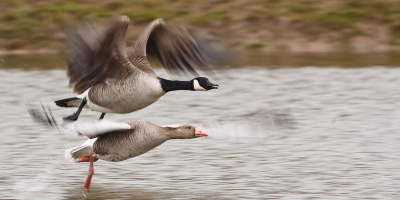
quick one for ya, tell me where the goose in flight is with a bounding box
[55,15,229,121]
[66,120,207,193]
[27,104,208,193]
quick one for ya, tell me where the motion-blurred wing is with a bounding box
[130,19,231,77]
[64,16,132,94]
[66,120,132,139]
[27,101,58,130]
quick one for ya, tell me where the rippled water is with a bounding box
[1,66,400,199]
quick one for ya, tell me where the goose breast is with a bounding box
[87,74,166,114]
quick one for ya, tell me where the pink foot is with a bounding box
[83,151,95,194]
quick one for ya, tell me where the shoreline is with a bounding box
[1,50,399,69]
[2,1,400,57]
[0,49,58,56]
[1,48,399,56]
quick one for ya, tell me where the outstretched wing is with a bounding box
[66,120,132,139]
[130,19,232,77]
[64,16,134,94]
[27,101,132,139]
[27,101,59,130]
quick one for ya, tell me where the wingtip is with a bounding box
[118,15,130,23]
[153,18,165,25]
[64,148,78,163]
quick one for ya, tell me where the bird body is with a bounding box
[92,121,169,162]
[86,73,165,114]
[65,120,207,162]
[27,104,208,193]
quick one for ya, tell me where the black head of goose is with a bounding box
[54,15,229,122]
[159,76,218,92]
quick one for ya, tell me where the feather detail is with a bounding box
[64,138,98,162]
[65,120,131,139]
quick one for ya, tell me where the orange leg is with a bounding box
[83,151,96,193]
[77,155,99,163]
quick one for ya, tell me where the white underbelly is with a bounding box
[90,95,162,113]
[86,98,115,113]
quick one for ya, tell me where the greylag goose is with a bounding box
[55,15,228,121]
[27,103,207,193]
[65,120,207,193]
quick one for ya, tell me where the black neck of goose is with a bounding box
[159,78,194,92]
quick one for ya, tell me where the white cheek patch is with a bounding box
[193,79,206,91]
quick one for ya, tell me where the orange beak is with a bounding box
[194,128,208,137]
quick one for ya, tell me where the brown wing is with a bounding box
[130,19,232,77]
[64,16,134,94]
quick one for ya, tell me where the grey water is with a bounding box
[1,56,400,199]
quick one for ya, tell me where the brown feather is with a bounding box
[64,16,133,94]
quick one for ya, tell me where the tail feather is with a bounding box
[64,144,92,163]
[64,138,98,162]
[55,97,81,107]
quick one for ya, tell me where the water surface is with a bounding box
[1,64,400,199]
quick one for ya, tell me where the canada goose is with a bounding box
[55,15,228,121]
[27,104,207,193]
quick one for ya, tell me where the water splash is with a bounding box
[198,108,297,139]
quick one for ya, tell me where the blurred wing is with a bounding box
[26,101,132,139]
[64,16,133,94]
[65,120,132,139]
[27,101,59,130]
[130,19,232,77]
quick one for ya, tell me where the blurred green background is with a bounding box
[1,0,400,67]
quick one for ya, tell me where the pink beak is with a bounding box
[194,128,208,137]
